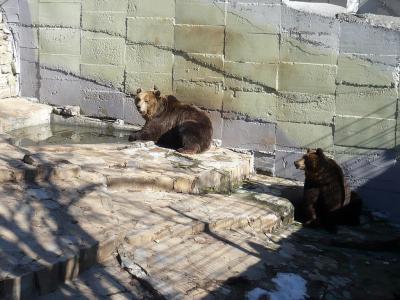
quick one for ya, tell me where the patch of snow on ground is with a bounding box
[246,288,269,300]
[247,273,308,300]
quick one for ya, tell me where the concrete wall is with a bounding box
[0,14,17,99]
[2,0,400,220]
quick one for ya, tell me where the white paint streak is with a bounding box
[393,62,400,90]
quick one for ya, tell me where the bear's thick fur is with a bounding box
[129,87,213,154]
[294,148,362,232]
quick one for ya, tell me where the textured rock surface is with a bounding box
[0,141,293,300]
[2,143,253,194]
[0,126,272,299]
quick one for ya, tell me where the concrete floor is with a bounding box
[36,218,400,300]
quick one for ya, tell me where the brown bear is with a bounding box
[294,148,362,232]
[128,87,213,154]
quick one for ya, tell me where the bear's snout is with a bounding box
[294,159,305,170]
[134,98,147,114]
[135,102,141,110]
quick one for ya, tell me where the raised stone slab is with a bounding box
[0,133,261,299]
[0,173,294,299]
[7,142,254,194]
[0,98,52,134]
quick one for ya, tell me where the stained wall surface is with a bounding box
[1,0,400,220]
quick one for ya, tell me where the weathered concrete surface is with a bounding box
[20,143,253,194]
[0,98,52,134]
[0,129,259,300]
[38,215,400,300]
[34,257,154,300]
[2,143,253,194]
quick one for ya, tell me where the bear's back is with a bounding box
[317,157,351,209]
[162,96,212,127]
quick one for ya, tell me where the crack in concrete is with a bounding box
[293,35,332,48]
[124,41,278,94]
[225,10,266,33]
[339,81,395,89]
[15,21,279,95]
[350,54,399,68]
[286,29,333,37]
[285,39,332,56]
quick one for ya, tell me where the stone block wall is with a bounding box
[2,0,400,219]
[0,13,17,99]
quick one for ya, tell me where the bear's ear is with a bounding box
[136,88,142,94]
[153,85,161,97]
[306,148,312,154]
[316,148,324,155]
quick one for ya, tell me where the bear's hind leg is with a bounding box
[177,121,206,154]
[177,144,201,155]
[302,188,320,226]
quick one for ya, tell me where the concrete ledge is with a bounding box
[10,143,254,194]
[0,98,53,134]
[0,174,294,299]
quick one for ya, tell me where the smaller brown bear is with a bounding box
[294,148,362,232]
[129,87,213,154]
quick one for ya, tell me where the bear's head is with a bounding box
[134,86,162,120]
[294,148,326,173]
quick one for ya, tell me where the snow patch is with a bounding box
[247,287,269,300]
[246,273,308,300]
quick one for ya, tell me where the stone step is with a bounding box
[0,175,295,300]
[0,98,52,134]
[33,258,154,300]
[36,214,400,300]
[0,142,254,194]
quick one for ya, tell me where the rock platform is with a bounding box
[0,128,298,299]
[0,98,52,134]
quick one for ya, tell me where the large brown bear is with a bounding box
[128,87,213,154]
[294,148,362,232]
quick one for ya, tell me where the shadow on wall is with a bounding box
[340,146,400,222]
[275,105,400,221]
